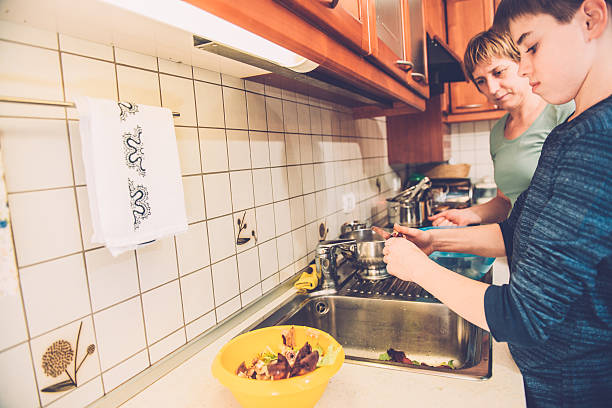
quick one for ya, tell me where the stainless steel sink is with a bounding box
[243,291,491,380]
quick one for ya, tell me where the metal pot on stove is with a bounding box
[339,229,390,280]
[386,177,433,227]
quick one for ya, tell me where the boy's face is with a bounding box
[509,13,590,105]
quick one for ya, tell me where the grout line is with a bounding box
[67,40,106,394]
[173,235,188,345]
[220,110,243,311]
[39,374,102,408]
[194,64,219,326]
[132,250,153,371]
[1,161,392,195]
[0,37,58,52]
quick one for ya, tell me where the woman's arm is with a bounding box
[430,190,511,226]
[469,190,512,223]
[431,223,506,257]
[388,223,507,258]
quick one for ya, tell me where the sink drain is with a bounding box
[314,301,329,315]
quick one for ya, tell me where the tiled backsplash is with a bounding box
[449,120,497,182]
[0,21,399,407]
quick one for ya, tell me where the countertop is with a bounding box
[117,258,525,408]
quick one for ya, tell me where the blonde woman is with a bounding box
[431,30,574,226]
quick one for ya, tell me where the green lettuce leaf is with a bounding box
[317,345,339,367]
[379,352,391,361]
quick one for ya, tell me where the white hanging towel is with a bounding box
[76,97,187,256]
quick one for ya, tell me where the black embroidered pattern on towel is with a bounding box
[128,178,151,230]
[123,125,146,177]
[118,102,139,121]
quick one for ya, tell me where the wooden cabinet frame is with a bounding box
[367,0,429,98]
[447,0,497,113]
[274,0,374,56]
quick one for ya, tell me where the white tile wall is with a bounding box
[449,120,497,182]
[0,343,40,407]
[85,248,139,312]
[0,22,397,407]
[180,267,214,324]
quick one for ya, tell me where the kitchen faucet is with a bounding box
[315,239,357,293]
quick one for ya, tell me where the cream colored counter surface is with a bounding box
[120,259,525,408]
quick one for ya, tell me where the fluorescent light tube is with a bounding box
[101,0,318,72]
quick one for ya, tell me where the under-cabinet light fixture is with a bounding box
[101,0,319,73]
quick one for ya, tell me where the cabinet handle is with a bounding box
[396,60,414,71]
[328,0,340,8]
[455,104,484,109]
[411,72,426,83]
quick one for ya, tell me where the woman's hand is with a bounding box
[429,208,481,226]
[391,224,436,255]
[373,224,436,254]
[382,237,433,282]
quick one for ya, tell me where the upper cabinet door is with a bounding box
[274,0,372,55]
[423,0,446,41]
[446,0,497,113]
[368,0,429,97]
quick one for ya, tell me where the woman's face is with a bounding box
[509,12,591,105]
[471,57,531,111]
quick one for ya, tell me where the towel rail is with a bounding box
[0,96,181,117]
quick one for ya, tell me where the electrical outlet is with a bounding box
[342,192,356,213]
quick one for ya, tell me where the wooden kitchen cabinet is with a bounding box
[446,0,497,114]
[274,0,374,55]
[185,0,426,111]
[367,0,429,98]
[275,0,429,97]
[387,94,450,163]
[423,0,447,41]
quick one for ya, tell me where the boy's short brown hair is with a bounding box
[493,0,612,32]
[463,29,520,83]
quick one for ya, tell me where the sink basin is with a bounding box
[244,293,491,380]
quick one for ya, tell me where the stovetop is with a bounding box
[338,274,437,302]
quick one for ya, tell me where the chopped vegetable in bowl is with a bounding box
[236,327,339,380]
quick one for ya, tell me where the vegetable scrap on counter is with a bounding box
[379,348,456,369]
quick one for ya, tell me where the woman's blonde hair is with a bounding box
[463,29,520,83]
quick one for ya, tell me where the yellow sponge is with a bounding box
[294,264,319,291]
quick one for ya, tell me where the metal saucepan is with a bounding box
[386,189,433,227]
[339,229,390,280]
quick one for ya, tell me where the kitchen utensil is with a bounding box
[386,177,433,228]
[404,176,431,202]
[340,220,367,235]
[211,325,344,408]
[339,229,389,280]
[386,190,433,227]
